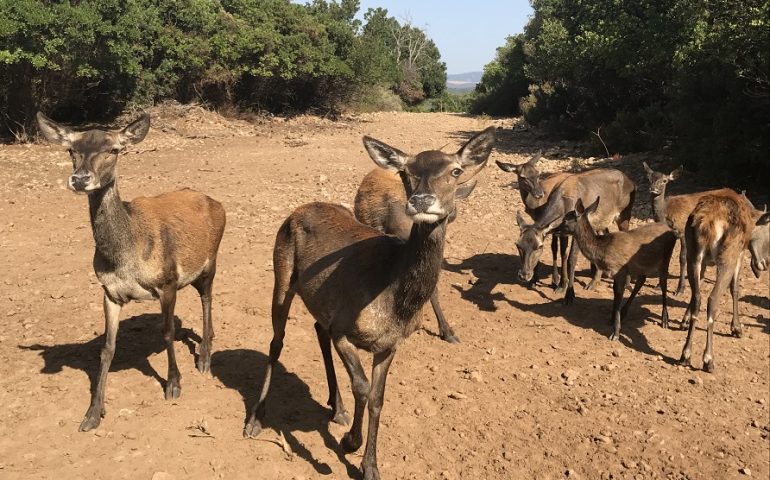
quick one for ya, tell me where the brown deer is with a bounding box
[36,112,226,431]
[496,152,571,287]
[563,198,677,340]
[642,162,735,296]
[354,153,482,344]
[679,191,770,372]
[514,168,636,304]
[243,128,495,480]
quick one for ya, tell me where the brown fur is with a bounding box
[245,128,495,480]
[36,112,226,432]
[679,190,757,372]
[353,144,487,344]
[564,198,676,340]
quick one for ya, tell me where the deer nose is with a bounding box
[70,172,92,189]
[408,194,436,212]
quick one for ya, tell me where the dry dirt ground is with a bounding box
[0,110,768,480]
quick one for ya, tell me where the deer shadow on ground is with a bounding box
[211,349,360,478]
[446,252,698,360]
[19,313,200,398]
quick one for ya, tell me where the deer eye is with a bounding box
[451,168,463,178]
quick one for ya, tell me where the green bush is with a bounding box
[0,0,447,138]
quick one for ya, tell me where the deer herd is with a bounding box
[35,113,769,479]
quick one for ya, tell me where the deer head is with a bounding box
[363,127,495,224]
[36,112,150,194]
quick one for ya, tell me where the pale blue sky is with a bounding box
[356,0,533,74]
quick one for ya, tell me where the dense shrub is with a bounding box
[0,0,447,137]
[475,0,769,186]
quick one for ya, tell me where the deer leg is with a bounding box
[585,262,602,291]
[80,292,122,432]
[620,275,645,321]
[609,274,626,341]
[550,234,561,288]
[674,238,687,296]
[243,279,295,438]
[679,251,703,365]
[192,270,215,374]
[555,234,569,293]
[333,336,370,453]
[703,263,734,372]
[314,323,350,425]
[360,348,397,480]
[729,255,743,338]
[160,286,181,400]
[660,267,670,329]
[562,238,579,305]
[431,290,459,343]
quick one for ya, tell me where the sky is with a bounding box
[356,0,533,74]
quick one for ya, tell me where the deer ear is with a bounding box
[118,113,150,145]
[756,212,770,226]
[36,112,75,147]
[669,165,683,180]
[527,150,542,166]
[575,198,586,215]
[363,136,410,171]
[585,197,600,215]
[456,126,496,182]
[642,161,654,176]
[454,178,478,200]
[495,160,519,173]
[516,210,528,227]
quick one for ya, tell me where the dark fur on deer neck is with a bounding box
[87,179,134,266]
[393,219,446,321]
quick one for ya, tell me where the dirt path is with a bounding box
[0,111,767,480]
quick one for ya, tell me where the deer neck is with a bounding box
[651,187,667,222]
[393,219,447,320]
[572,216,604,265]
[87,180,134,265]
[522,189,544,211]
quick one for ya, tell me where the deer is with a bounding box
[514,168,636,305]
[642,162,736,296]
[243,128,495,480]
[563,198,677,340]
[36,112,226,431]
[679,190,770,372]
[353,146,484,344]
[496,152,571,287]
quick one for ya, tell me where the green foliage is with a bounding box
[477,0,769,186]
[470,35,529,116]
[0,0,446,136]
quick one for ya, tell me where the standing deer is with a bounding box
[496,152,571,287]
[643,162,736,296]
[514,168,636,304]
[244,128,495,480]
[679,191,770,372]
[563,198,677,340]
[36,112,226,431]
[354,149,483,343]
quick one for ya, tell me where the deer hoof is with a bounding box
[196,356,211,374]
[79,407,104,432]
[731,327,743,338]
[341,432,363,453]
[164,382,181,400]
[703,360,715,373]
[674,286,686,297]
[243,417,263,438]
[441,333,460,344]
[678,355,691,367]
[332,409,351,426]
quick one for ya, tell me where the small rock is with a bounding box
[739,467,751,476]
[448,392,467,400]
[152,473,175,480]
[469,371,483,383]
[611,349,621,357]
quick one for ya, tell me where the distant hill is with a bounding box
[446,71,482,93]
